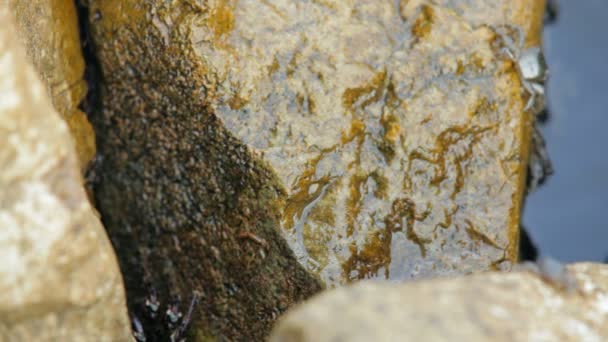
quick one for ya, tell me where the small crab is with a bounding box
[497,26,550,116]
[132,289,200,342]
[517,46,549,114]
[494,26,553,192]
[145,289,161,318]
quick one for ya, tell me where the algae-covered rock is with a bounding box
[8,0,95,172]
[0,5,131,341]
[270,263,608,342]
[86,1,322,340]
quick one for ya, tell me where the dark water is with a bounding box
[524,0,608,262]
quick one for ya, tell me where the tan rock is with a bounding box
[0,5,131,341]
[8,0,96,172]
[270,263,608,342]
[85,0,544,339]
[142,0,544,285]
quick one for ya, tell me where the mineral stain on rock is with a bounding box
[85,0,543,339]
[192,0,543,285]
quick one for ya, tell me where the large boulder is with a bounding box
[187,0,546,284]
[270,263,608,341]
[0,4,131,341]
[86,0,543,339]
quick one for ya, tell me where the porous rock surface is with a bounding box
[87,1,322,340]
[0,4,131,341]
[271,263,608,342]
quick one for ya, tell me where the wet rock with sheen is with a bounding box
[192,0,545,284]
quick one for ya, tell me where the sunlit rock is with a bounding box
[8,0,95,172]
[0,4,131,341]
[271,263,608,342]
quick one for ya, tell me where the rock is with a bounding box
[85,0,543,339]
[270,263,608,342]
[191,0,547,284]
[86,1,322,340]
[8,0,96,172]
[0,5,131,341]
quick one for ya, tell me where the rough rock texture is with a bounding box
[186,0,544,285]
[86,0,543,339]
[270,263,608,342]
[86,1,322,340]
[0,5,131,341]
[8,0,96,172]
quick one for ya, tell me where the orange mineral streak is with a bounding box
[192,0,544,285]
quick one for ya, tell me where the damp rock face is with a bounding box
[270,263,608,342]
[7,0,96,172]
[0,5,131,341]
[87,0,542,339]
[191,0,544,284]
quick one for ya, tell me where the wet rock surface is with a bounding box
[0,4,131,341]
[270,263,608,342]
[191,0,546,284]
[8,0,96,172]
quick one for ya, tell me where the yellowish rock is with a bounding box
[85,0,545,339]
[0,5,131,341]
[270,263,608,342]
[191,0,546,284]
[8,0,96,172]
